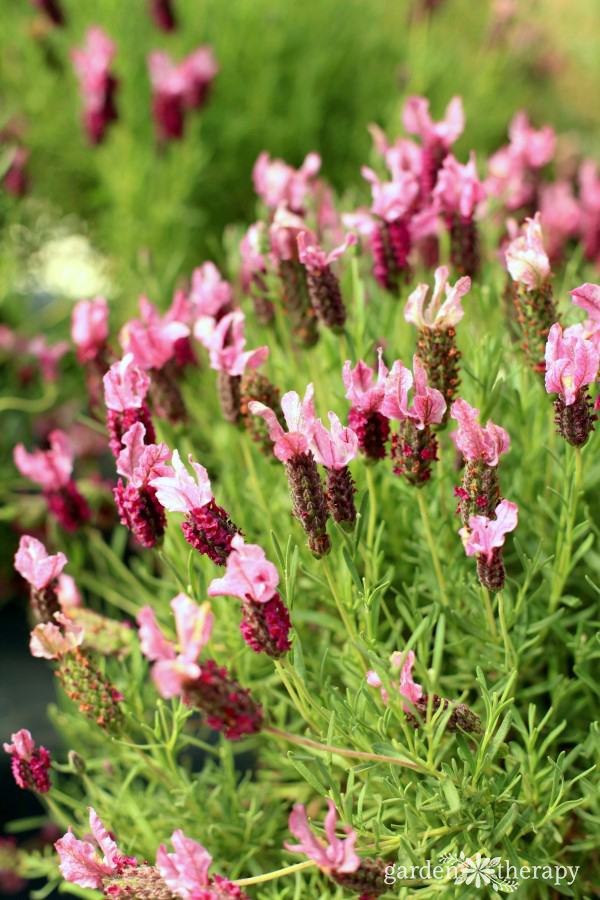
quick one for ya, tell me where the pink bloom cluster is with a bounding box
[71,28,118,144]
[190,261,234,345]
[120,296,190,372]
[103,354,155,458]
[249,384,316,463]
[285,800,359,875]
[405,266,471,329]
[486,111,555,212]
[3,729,51,794]
[450,399,510,467]
[15,535,66,592]
[253,152,321,213]
[382,356,447,429]
[366,650,422,710]
[434,151,485,222]
[206,311,269,376]
[114,423,170,548]
[461,498,519,565]
[148,46,218,141]
[343,348,390,459]
[505,213,550,290]
[71,296,109,364]
[14,430,90,531]
[545,323,599,407]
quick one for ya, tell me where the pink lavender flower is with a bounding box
[4,729,51,793]
[103,354,155,458]
[148,0,176,30]
[403,95,464,196]
[268,205,319,346]
[71,296,109,364]
[191,261,235,346]
[461,498,518,592]
[285,800,359,875]
[137,595,263,739]
[343,348,390,460]
[253,151,321,212]
[434,151,484,277]
[30,613,85,660]
[120,297,190,372]
[208,534,291,658]
[366,650,422,710]
[148,50,188,140]
[507,111,555,170]
[56,574,83,610]
[405,266,471,329]
[71,28,118,144]
[150,450,241,564]
[578,160,600,265]
[249,385,330,556]
[545,322,598,446]
[451,398,510,526]
[14,431,90,531]
[55,807,136,890]
[505,212,550,290]
[382,357,446,485]
[114,424,170,548]
[539,181,581,263]
[310,415,358,533]
[14,535,67,592]
[486,112,555,213]
[2,145,29,196]
[180,46,218,109]
[156,829,247,899]
[360,166,419,291]
[297,231,356,331]
[569,282,600,322]
[207,311,269,376]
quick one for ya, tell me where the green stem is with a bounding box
[481,586,497,639]
[233,860,315,886]
[321,556,364,670]
[365,464,378,549]
[497,591,513,670]
[274,660,317,730]
[416,490,448,607]
[266,726,435,774]
[550,447,582,610]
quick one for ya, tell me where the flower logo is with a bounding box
[439,851,518,893]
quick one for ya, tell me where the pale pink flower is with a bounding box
[461,499,518,564]
[14,535,67,591]
[450,398,510,466]
[508,111,555,169]
[505,212,550,289]
[103,354,151,411]
[297,231,356,273]
[248,383,316,462]
[381,356,446,428]
[180,45,218,108]
[240,224,267,292]
[148,49,186,96]
[285,800,360,875]
[206,311,268,376]
[149,450,213,513]
[402,95,464,150]
[485,145,532,211]
[208,534,279,604]
[361,166,419,221]
[342,347,388,413]
[578,160,600,263]
[366,649,423,711]
[253,151,321,211]
[269,204,311,262]
[368,125,423,181]
[539,181,580,260]
[55,807,131,890]
[569,282,600,321]
[190,262,233,319]
[310,412,359,469]
[26,336,69,381]
[544,322,599,406]
[56,574,83,610]
[116,423,171,487]
[71,28,116,111]
[155,830,212,898]
[120,298,189,370]
[30,613,84,660]
[136,595,213,698]
[404,266,471,328]
[3,729,36,760]
[14,430,74,491]
[433,152,485,219]
[71,297,109,362]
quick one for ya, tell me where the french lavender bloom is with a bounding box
[381,356,446,486]
[156,829,248,899]
[285,800,386,897]
[114,424,170,548]
[252,151,321,213]
[137,594,263,739]
[208,534,291,658]
[71,296,111,406]
[567,283,600,357]
[405,267,471,423]
[433,151,485,277]
[486,112,555,214]
[179,46,219,110]
[121,297,190,423]
[206,311,269,425]
[148,51,187,140]
[310,412,359,530]
[31,615,123,730]
[269,205,319,346]
[451,398,510,528]
[240,222,274,323]
[461,498,518,592]
[343,348,390,461]
[71,28,118,144]
[3,729,51,794]
[402,94,465,196]
[366,650,482,733]
[544,323,598,447]
[150,450,241,565]
[578,160,600,266]
[14,535,67,623]
[249,385,331,557]
[148,0,177,31]
[103,354,155,459]
[2,145,29,197]
[190,261,234,346]
[505,213,557,374]
[13,430,90,531]
[296,231,356,331]
[361,166,419,292]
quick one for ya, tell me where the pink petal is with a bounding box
[55,829,112,889]
[152,658,201,698]
[3,729,35,759]
[156,830,212,898]
[171,595,213,659]
[14,536,68,591]
[569,283,600,321]
[137,607,176,662]
[89,808,120,868]
[116,423,147,481]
